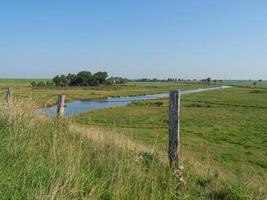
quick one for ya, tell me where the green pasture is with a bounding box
[74,86,267,198]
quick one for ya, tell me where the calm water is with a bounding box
[41,86,231,117]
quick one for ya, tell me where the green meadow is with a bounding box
[74,86,267,198]
[0,80,266,199]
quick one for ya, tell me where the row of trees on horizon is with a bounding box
[31,71,264,88]
[52,71,108,86]
[132,77,223,84]
[31,74,227,88]
[31,71,127,88]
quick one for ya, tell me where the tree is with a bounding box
[67,73,77,86]
[109,77,127,84]
[253,81,257,87]
[59,75,68,86]
[31,81,37,88]
[76,71,92,86]
[37,81,46,87]
[51,70,109,87]
[92,71,108,86]
[46,81,52,87]
[207,77,211,85]
[52,75,61,86]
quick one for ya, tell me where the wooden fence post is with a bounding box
[57,95,65,117]
[168,90,180,168]
[5,87,12,103]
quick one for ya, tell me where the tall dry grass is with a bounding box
[0,99,178,199]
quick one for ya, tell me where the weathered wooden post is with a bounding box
[57,94,65,117]
[168,90,180,168]
[5,87,12,103]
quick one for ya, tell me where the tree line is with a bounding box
[53,71,108,86]
[132,77,223,84]
[31,71,127,88]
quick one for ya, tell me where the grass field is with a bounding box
[0,79,266,199]
[74,86,267,199]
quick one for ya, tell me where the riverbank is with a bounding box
[0,81,213,107]
[41,86,231,117]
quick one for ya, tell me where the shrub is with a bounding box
[31,81,37,87]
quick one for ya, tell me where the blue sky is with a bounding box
[0,0,267,79]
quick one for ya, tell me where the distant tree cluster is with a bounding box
[133,78,185,82]
[30,71,129,88]
[31,80,52,88]
[201,77,212,85]
[52,71,108,86]
[132,78,223,84]
[253,79,263,87]
[109,77,128,84]
[135,78,197,83]
[201,78,223,85]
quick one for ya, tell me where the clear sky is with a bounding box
[1,0,267,79]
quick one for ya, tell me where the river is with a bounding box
[41,86,231,117]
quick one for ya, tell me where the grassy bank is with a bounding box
[74,87,267,199]
[0,100,180,199]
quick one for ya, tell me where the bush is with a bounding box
[31,80,52,88]
[37,81,46,87]
[31,81,37,87]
